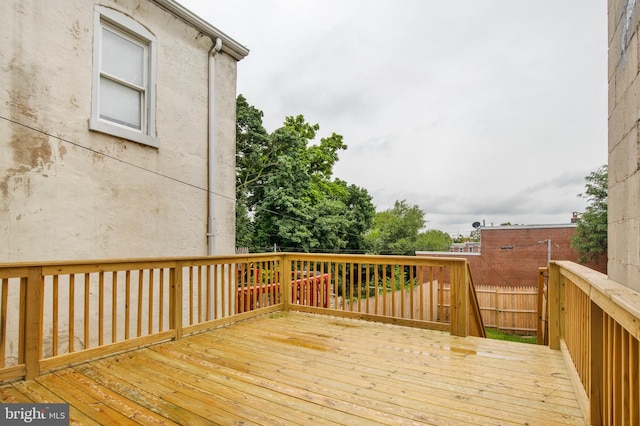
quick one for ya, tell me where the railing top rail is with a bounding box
[0,253,285,269]
[282,252,467,266]
[0,252,466,271]
[551,260,640,341]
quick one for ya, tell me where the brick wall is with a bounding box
[418,224,607,287]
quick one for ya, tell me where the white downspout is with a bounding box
[207,37,222,256]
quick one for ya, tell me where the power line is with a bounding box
[0,115,235,202]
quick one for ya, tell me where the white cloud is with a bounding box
[179,0,608,236]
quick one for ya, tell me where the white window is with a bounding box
[90,6,158,147]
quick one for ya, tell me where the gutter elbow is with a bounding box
[210,37,222,56]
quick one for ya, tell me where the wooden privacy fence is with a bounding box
[0,253,484,383]
[438,285,538,336]
[548,260,640,425]
[475,285,537,335]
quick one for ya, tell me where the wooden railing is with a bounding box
[0,253,484,382]
[548,260,640,425]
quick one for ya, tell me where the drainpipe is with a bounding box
[207,37,222,256]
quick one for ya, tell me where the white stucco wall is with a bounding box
[0,0,240,261]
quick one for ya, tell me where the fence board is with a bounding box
[442,285,538,335]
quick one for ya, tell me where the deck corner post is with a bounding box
[24,266,43,380]
[548,262,562,350]
[450,261,469,337]
[170,262,183,340]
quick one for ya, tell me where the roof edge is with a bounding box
[481,223,578,231]
[152,0,250,60]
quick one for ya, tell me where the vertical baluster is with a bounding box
[0,279,7,366]
[438,267,444,322]
[187,267,193,325]
[373,263,379,315]
[381,264,388,316]
[52,276,58,356]
[429,267,434,322]
[225,263,232,317]
[98,272,104,346]
[112,271,118,343]
[206,265,211,320]
[252,262,259,310]
[137,270,144,337]
[159,269,165,332]
[391,264,396,317]
[212,264,219,319]
[69,274,75,353]
[84,273,90,349]
[418,265,424,321]
[197,266,203,323]
[236,263,242,314]
[629,335,639,425]
[409,266,415,320]
[125,270,131,340]
[149,269,155,334]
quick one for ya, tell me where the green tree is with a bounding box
[416,230,453,251]
[235,96,375,253]
[365,200,447,255]
[571,165,608,263]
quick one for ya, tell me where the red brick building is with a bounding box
[418,223,607,287]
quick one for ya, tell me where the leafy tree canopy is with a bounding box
[365,200,451,255]
[235,95,375,253]
[571,165,608,263]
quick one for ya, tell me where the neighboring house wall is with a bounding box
[0,0,247,261]
[418,223,607,287]
[608,0,640,291]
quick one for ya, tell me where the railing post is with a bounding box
[537,267,547,345]
[170,262,183,340]
[450,261,469,337]
[281,255,291,310]
[548,262,562,350]
[24,266,42,380]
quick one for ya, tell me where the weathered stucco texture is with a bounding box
[608,0,640,291]
[0,0,239,261]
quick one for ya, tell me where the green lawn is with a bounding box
[485,328,537,344]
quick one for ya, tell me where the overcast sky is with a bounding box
[180,0,608,237]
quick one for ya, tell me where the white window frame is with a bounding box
[90,6,159,148]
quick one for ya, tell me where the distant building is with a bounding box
[418,219,607,287]
[450,242,481,253]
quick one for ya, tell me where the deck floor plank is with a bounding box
[33,373,139,425]
[0,312,586,425]
[247,316,581,399]
[183,318,583,425]
[176,333,499,425]
[75,363,215,425]
[12,379,102,425]
[98,349,321,426]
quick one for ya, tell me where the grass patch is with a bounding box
[485,328,537,344]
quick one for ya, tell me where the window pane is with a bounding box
[99,77,142,130]
[102,26,144,86]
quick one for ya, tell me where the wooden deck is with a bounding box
[0,312,585,425]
